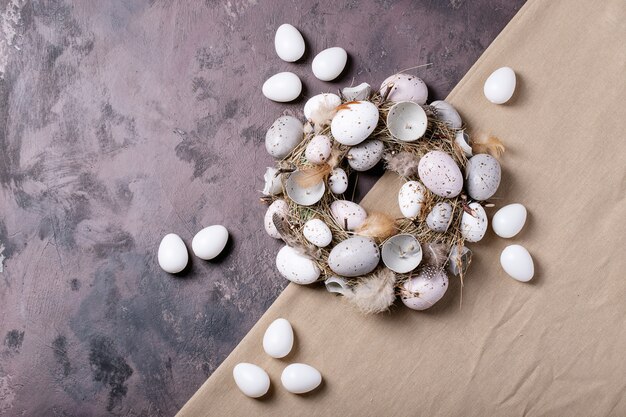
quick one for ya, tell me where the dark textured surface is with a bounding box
[0,0,523,415]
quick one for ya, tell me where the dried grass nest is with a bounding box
[262,83,505,314]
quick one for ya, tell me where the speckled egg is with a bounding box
[379,73,428,104]
[465,154,501,201]
[398,181,426,218]
[460,202,488,242]
[303,219,332,247]
[330,101,379,146]
[418,150,463,198]
[328,168,349,194]
[347,140,384,171]
[401,266,449,310]
[276,245,321,284]
[264,199,289,239]
[330,200,367,230]
[431,100,462,129]
[305,135,332,164]
[426,202,453,232]
[327,236,380,277]
[303,93,341,120]
[265,115,304,159]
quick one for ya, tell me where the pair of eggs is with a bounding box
[492,203,534,282]
[157,225,229,273]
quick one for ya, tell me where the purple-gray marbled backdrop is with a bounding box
[0,0,524,415]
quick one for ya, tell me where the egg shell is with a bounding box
[447,245,472,277]
[312,47,347,81]
[386,101,428,142]
[281,363,322,394]
[262,167,283,196]
[264,199,289,239]
[484,67,516,104]
[418,150,463,198]
[398,181,426,218]
[328,236,380,277]
[455,131,473,157]
[465,153,501,201]
[265,115,303,159]
[330,200,367,230]
[262,72,302,102]
[330,101,379,146]
[305,135,332,164]
[431,100,462,129]
[158,233,188,273]
[347,139,384,171]
[191,225,228,260]
[492,203,527,238]
[303,219,332,247]
[328,168,349,194]
[233,363,270,398]
[342,82,371,101]
[401,266,449,310]
[426,202,453,232]
[303,93,341,121]
[274,23,305,62]
[263,318,294,359]
[276,245,321,284]
[285,171,326,206]
[380,73,428,104]
[324,276,352,296]
[500,244,534,282]
[381,234,422,274]
[461,202,488,242]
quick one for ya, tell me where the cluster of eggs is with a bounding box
[233,318,322,398]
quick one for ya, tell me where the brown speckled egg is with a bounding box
[465,154,501,201]
[379,73,428,104]
[330,200,367,230]
[265,115,304,159]
[418,151,463,198]
[347,139,384,171]
[398,181,426,218]
[328,236,380,277]
[401,266,449,310]
[426,202,453,232]
[264,199,289,239]
[460,202,488,242]
[328,168,349,194]
[330,101,379,146]
[305,135,332,164]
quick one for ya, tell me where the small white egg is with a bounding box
[500,244,534,282]
[418,150,463,198]
[460,202,488,242]
[262,167,283,196]
[303,93,341,120]
[233,363,270,398]
[312,47,347,81]
[265,115,303,159]
[330,200,367,230]
[276,245,321,284]
[342,82,371,101]
[426,202,453,232]
[191,225,228,260]
[328,168,349,194]
[285,171,325,206]
[401,266,449,310]
[262,72,302,102]
[264,199,289,239]
[330,101,379,146]
[347,139,384,171]
[484,67,516,104]
[263,318,294,359]
[398,181,426,218]
[281,363,322,394]
[380,73,428,104]
[328,236,379,277]
[158,234,188,274]
[305,135,332,164]
[274,23,305,62]
[430,100,462,129]
[492,203,527,238]
[465,153,501,201]
[303,219,332,247]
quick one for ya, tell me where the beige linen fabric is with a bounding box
[178,0,626,415]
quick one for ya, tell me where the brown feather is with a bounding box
[344,268,397,314]
[355,212,398,240]
[295,164,332,188]
[471,132,505,158]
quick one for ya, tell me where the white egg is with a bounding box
[426,202,453,232]
[158,233,188,273]
[233,363,270,398]
[281,363,322,394]
[484,67,516,104]
[398,181,426,218]
[455,131,473,157]
[330,200,367,230]
[500,244,534,282]
[303,219,332,247]
[460,202,488,242]
[386,101,428,142]
[328,168,349,194]
[401,266,449,310]
[328,236,379,277]
[465,153,501,201]
[492,203,527,238]
[263,318,294,359]
[305,135,332,164]
[330,101,379,146]
[262,72,302,102]
[303,93,341,120]
[312,47,347,81]
[381,234,422,274]
[430,100,462,129]
[264,199,289,239]
[191,225,228,260]
[347,139,384,171]
[379,73,428,104]
[342,82,371,101]
[418,150,464,198]
[265,115,303,159]
[262,167,283,196]
[285,171,325,206]
[276,245,320,284]
[274,23,305,62]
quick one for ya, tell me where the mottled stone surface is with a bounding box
[0,0,523,415]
